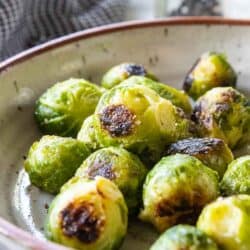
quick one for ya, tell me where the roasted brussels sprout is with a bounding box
[46,176,128,250]
[183,52,237,99]
[192,87,250,148]
[77,115,99,151]
[197,195,250,250]
[24,135,90,194]
[93,83,192,165]
[35,78,104,137]
[166,137,233,178]
[221,156,250,196]
[139,154,219,232]
[101,63,158,89]
[119,76,192,113]
[150,225,218,250]
[75,147,148,213]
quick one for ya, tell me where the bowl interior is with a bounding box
[0,21,250,249]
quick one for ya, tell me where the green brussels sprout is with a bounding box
[75,147,148,213]
[139,154,219,232]
[166,137,234,178]
[183,52,237,99]
[93,83,192,165]
[101,63,158,89]
[46,176,128,250]
[35,78,104,137]
[77,115,99,151]
[197,195,250,250]
[24,135,90,194]
[192,87,250,148]
[221,156,250,196]
[119,76,192,113]
[150,225,218,250]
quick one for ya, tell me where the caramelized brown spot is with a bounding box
[183,75,194,92]
[124,63,147,76]
[214,103,230,114]
[191,101,213,131]
[60,202,104,243]
[156,192,205,225]
[100,104,136,137]
[191,102,203,123]
[86,159,116,180]
[166,137,224,156]
[183,58,201,92]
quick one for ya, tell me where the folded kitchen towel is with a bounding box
[0,0,126,60]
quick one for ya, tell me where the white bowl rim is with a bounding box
[1,17,250,73]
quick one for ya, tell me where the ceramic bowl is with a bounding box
[0,17,249,250]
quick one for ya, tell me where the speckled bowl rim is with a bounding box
[1,17,250,249]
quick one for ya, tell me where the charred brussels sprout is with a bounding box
[183,52,237,99]
[139,154,219,232]
[93,83,192,165]
[197,195,250,250]
[166,137,233,178]
[192,87,250,148]
[221,156,250,196]
[150,225,218,250]
[24,135,90,194]
[35,78,104,137]
[46,176,128,250]
[120,76,192,113]
[77,115,99,152]
[75,147,148,213]
[101,63,157,89]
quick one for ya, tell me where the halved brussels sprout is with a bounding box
[183,52,237,99]
[35,78,104,137]
[221,155,250,196]
[24,135,90,194]
[93,83,192,166]
[101,63,157,89]
[46,176,128,250]
[77,115,99,152]
[166,137,234,178]
[139,154,219,232]
[150,225,218,250]
[75,147,148,213]
[197,195,250,250]
[192,87,250,148]
[119,76,192,113]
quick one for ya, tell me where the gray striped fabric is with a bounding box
[0,0,126,60]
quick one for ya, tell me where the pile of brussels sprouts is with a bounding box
[24,53,250,250]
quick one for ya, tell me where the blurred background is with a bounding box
[128,0,250,20]
[0,0,250,60]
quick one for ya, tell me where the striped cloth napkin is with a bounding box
[0,0,126,60]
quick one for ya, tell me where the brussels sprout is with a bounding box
[35,78,104,137]
[24,135,90,194]
[192,87,250,148]
[46,176,128,250]
[101,63,158,89]
[77,115,99,151]
[166,137,233,178]
[139,154,219,232]
[75,147,148,213]
[150,224,218,250]
[221,156,250,196]
[93,83,192,165]
[183,52,237,99]
[119,76,192,113]
[197,195,250,250]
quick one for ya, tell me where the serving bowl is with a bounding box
[0,17,249,250]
